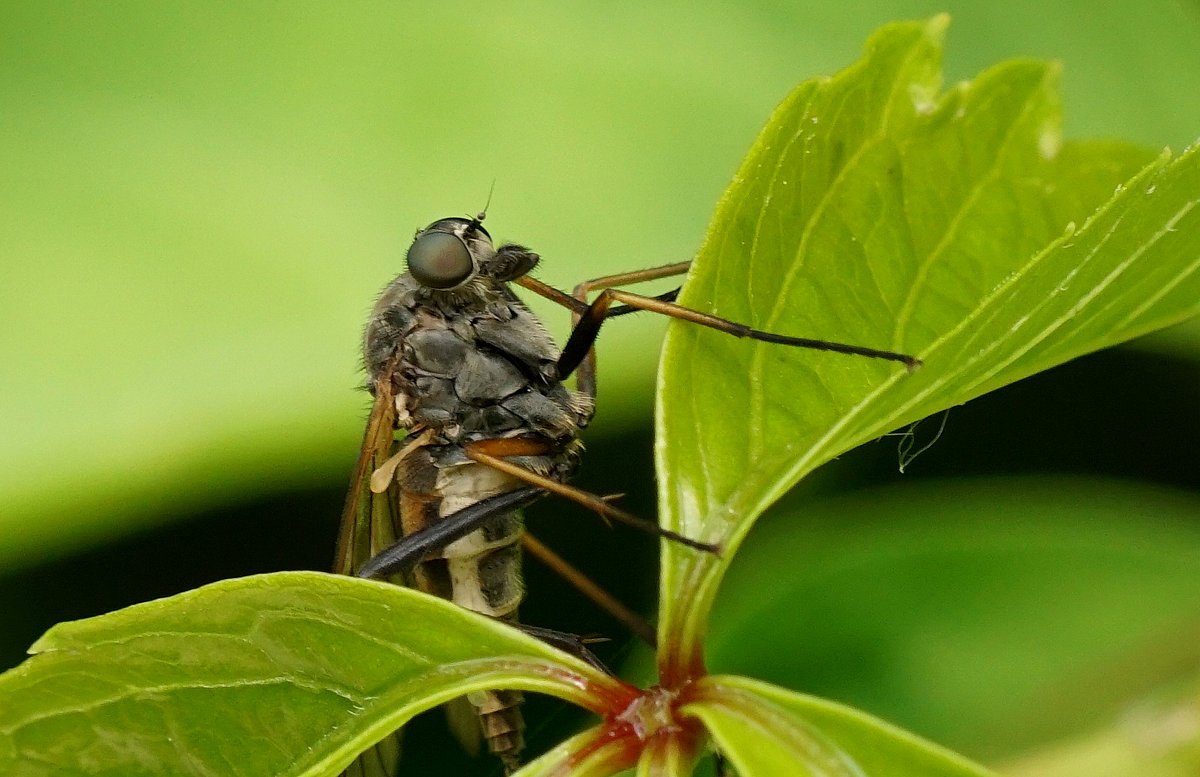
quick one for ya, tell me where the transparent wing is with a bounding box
[334,379,405,776]
[340,734,403,777]
[334,380,400,576]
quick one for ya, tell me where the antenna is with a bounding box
[465,180,496,236]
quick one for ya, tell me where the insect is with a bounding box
[335,212,920,775]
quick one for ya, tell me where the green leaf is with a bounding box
[0,572,615,777]
[634,733,696,777]
[682,675,995,777]
[655,17,1196,667]
[707,476,1200,758]
[516,729,646,777]
[1004,673,1200,777]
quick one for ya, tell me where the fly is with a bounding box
[335,211,920,775]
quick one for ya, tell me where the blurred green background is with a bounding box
[2,2,1199,773]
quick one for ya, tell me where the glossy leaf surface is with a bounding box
[656,17,1197,669]
[683,676,995,777]
[0,572,619,777]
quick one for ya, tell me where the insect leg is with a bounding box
[517,264,920,404]
[516,263,691,402]
[555,286,922,385]
[508,620,614,673]
[569,262,692,319]
[356,486,546,580]
[464,440,719,554]
[355,486,659,646]
[522,532,657,647]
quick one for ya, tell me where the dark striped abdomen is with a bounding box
[399,448,526,770]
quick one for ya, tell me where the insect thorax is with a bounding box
[365,273,591,445]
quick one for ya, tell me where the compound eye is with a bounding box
[406,231,474,289]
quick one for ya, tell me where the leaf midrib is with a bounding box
[742,42,931,487]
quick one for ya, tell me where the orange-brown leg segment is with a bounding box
[556,287,923,386]
[464,442,719,554]
[517,264,920,406]
[516,263,690,401]
[522,532,658,647]
[354,435,707,645]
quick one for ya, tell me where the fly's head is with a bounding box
[405,214,539,294]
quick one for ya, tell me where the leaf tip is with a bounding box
[925,12,951,40]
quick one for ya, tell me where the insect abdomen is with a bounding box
[400,454,527,768]
[469,688,525,774]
